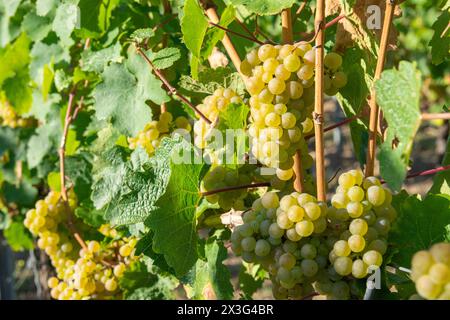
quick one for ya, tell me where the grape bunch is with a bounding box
[241,43,346,182]
[24,190,139,300]
[193,87,242,150]
[128,111,191,156]
[200,165,255,210]
[0,93,34,128]
[328,170,395,278]
[410,242,450,300]
[323,52,348,96]
[230,191,348,299]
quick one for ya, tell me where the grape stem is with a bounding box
[200,182,271,196]
[313,0,327,202]
[136,46,212,124]
[294,1,308,19]
[421,113,450,121]
[300,15,346,43]
[207,21,264,45]
[380,164,450,184]
[365,0,396,177]
[305,115,359,140]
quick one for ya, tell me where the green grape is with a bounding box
[428,263,450,285]
[430,243,450,264]
[352,259,368,279]
[269,223,285,238]
[265,112,281,127]
[258,44,277,61]
[268,78,286,95]
[303,50,315,64]
[281,112,297,129]
[363,250,383,267]
[347,186,364,202]
[255,239,271,257]
[301,259,319,277]
[333,257,353,276]
[286,228,302,242]
[411,250,435,279]
[346,202,363,218]
[295,220,314,237]
[261,192,280,209]
[275,64,291,80]
[287,205,305,222]
[324,52,343,70]
[349,219,368,236]
[331,193,349,209]
[338,172,355,188]
[300,244,317,259]
[333,240,351,257]
[374,217,391,235]
[297,64,314,80]
[332,71,348,88]
[286,81,303,99]
[283,54,301,72]
[277,213,294,229]
[303,202,321,221]
[362,211,376,225]
[240,59,252,76]
[416,275,442,300]
[348,235,365,253]
[279,253,296,269]
[366,186,386,206]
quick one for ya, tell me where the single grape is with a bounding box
[348,235,366,253]
[333,240,351,257]
[324,52,343,70]
[255,239,271,257]
[333,257,353,276]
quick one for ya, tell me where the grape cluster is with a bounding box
[241,43,345,182]
[128,111,191,155]
[411,242,450,300]
[201,165,255,210]
[193,88,242,149]
[24,190,138,300]
[0,93,34,128]
[323,52,348,96]
[328,170,395,278]
[230,192,350,299]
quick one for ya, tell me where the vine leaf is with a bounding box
[36,0,57,17]
[375,61,422,191]
[336,47,372,166]
[238,264,265,299]
[181,0,208,58]
[76,0,119,38]
[80,42,122,73]
[0,33,32,114]
[229,0,295,15]
[52,2,78,46]
[93,49,170,136]
[4,221,34,251]
[201,5,235,60]
[429,136,450,195]
[145,138,207,277]
[429,10,450,65]
[390,193,450,268]
[147,47,181,70]
[186,236,233,299]
[21,10,52,42]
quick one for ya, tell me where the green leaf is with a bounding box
[119,261,158,295]
[145,138,207,277]
[3,68,32,114]
[92,62,153,136]
[64,153,93,202]
[3,181,38,207]
[74,205,105,228]
[147,47,181,70]
[91,147,129,209]
[0,0,22,46]
[0,126,19,156]
[36,0,58,16]
[4,221,34,251]
[390,194,450,267]
[42,63,54,101]
[104,140,175,225]
[52,2,78,46]
[429,136,450,195]
[76,0,119,38]
[30,41,70,82]
[189,238,233,299]
[375,61,422,191]
[0,32,30,89]
[201,5,235,59]
[21,10,52,42]
[47,171,61,192]
[26,111,61,168]
[429,10,450,65]
[181,0,209,58]
[219,103,249,130]
[238,264,265,299]
[229,0,295,15]
[130,28,155,44]
[80,42,122,73]
[336,47,371,166]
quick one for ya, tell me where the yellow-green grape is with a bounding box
[333,240,351,257]
[193,88,241,150]
[0,93,34,128]
[362,250,382,267]
[410,243,450,300]
[333,257,353,276]
[351,259,368,279]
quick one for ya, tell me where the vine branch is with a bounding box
[200,182,271,196]
[380,164,450,184]
[313,0,326,201]
[365,0,395,177]
[136,46,212,124]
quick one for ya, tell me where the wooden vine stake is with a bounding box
[281,9,304,193]
[313,0,326,201]
[365,0,395,177]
